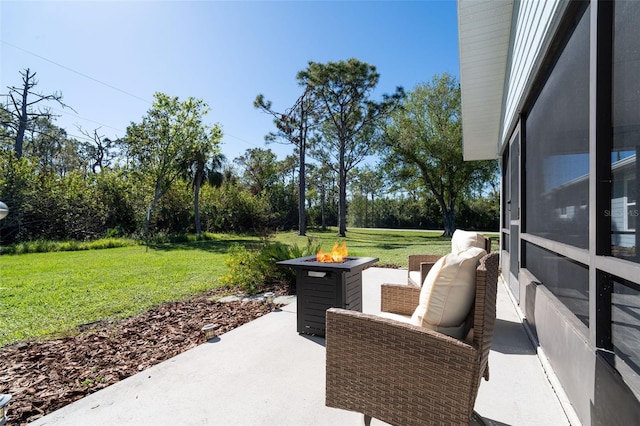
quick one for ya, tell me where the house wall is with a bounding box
[610,196,634,247]
[611,160,636,248]
[500,0,562,147]
[520,268,595,422]
[499,1,640,424]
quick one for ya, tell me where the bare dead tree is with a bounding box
[78,127,118,173]
[1,68,74,159]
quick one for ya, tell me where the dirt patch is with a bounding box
[0,288,283,425]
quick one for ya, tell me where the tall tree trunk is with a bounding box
[298,143,306,236]
[15,70,31,159]
[371,192,375,227]
[433,195,455,237]
[194,176,202,236]
[321,185,326,231]
[144,187,162,251]
[338,146,347,237]
[364,190,369,227]
[442,209,455,237]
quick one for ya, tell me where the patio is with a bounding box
[32,267,571,426]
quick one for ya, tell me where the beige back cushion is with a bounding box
[451,229,486,254]
[411,247,487,338]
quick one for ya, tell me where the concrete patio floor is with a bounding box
[32,267,572,426]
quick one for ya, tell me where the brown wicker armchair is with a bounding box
[325,252,500,426]
[407,253,445,287]
[407,236,491,287]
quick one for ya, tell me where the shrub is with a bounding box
[0,237,137,255]
[200,183,274,234]
[219,244,264,294]
[220,238,321,295]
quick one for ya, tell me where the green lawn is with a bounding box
[275,227,456,266]
[0,235,258,346]
[0,229,497,347]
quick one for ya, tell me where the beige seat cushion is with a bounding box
[410,247,487,339]
[381,311,468,338]
[451,229,486,254]
[379,311,413,324]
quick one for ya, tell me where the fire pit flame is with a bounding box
[316,241,348,263]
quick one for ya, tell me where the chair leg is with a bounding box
[483,362,490,381]
[364,414,372,426]
[471,410,488,425]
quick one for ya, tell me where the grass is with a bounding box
[0,234,259,346]
[274,227,498,266]
[0,228,498,347]
[0,232,231,255]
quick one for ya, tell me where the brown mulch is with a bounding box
[374,263,401,269]
[0,288,284,425]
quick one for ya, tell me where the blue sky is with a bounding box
[1,0,460,163]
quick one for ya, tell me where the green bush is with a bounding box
[220,238,321,295]
[95,169,139,235]
[200,183,274,234]
[1,237,137,255]
[219,244,264,294]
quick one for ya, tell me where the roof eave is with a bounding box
[458,0,514,161]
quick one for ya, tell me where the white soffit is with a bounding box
[458,0,513,161]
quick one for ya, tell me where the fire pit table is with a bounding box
[276,255,378,337]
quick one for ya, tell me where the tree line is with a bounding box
[0,61,498,245]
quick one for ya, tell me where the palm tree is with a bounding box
[182,126,224,236]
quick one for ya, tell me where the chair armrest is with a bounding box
[419,262,436,284]
[380,283,420,315]
[326,308,479,425]
[408,254,442,272]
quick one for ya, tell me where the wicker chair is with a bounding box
[325,252,500,426]
[407,236,491,287]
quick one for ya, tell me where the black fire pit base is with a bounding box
[277,256,378,337]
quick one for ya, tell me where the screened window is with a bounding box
[525,242,589,327]
[510,134,519,223]
[612,278,640,378]
[525,5,590,249]
[502,149,511,252]
[503,148,510,229]
[612,0,640,263]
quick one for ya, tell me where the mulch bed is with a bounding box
[0,288,282,425]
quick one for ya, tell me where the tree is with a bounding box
[352,165,386,227]
[180,124,225,236]
[307,152,336,231]
[234,148,279,196]
[78,127,119,173]
[298,58,404,236]
[277,154,298,187]
[1,68,74,159]
[0,107,15,149]
[22,116,85,177]
[254,87,316,236]
[123,93,212,240]
[382,74,498,236]
[24,116,66,172]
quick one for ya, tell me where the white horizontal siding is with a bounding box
[501,0,562,145]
